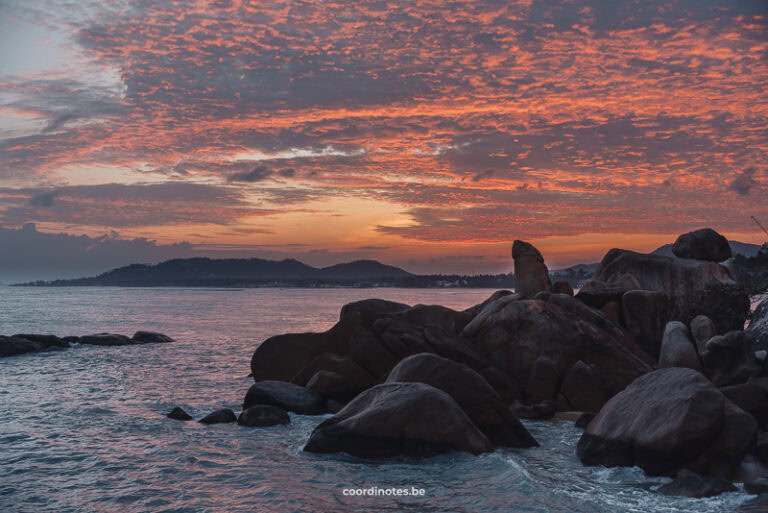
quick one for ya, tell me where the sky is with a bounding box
[1,0,767,282]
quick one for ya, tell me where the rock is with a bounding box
[599,301,622,327]
[78,333,133,346]
[306,371,358,403]
[465,294,653,403]
[757,431,768,465]
[721,381,768,427]
[167,407,193,421]
[672,228,732,262]
[658,321,702,371]
[740,494,768,512]
[701,331,760,387]
[575,412,596,429]
[745,476,768,495]
[594,248,749,333]
[690,315,717,356]
[685,399,757,478]
[463,290,517,316]
[512,240,551,297]
[526,356,561,404]
[480,366,523,404]
[250,299,411,382]
[243,380,326,415]
[237,405,290,427]
[551,281,574,296]
[748,297,768,352]
[303,383,494,459]
[389,304,473,334]
[657,470,736,498]
[577,368,726,476]
[10,334,69,348]
[385,353,538,448]
[131,331,174,343]
[559,360,606,412]
[0,335,54,357]
[291,353,376,390]
[199,408,236,424]
[621,290,671,360]
[574,280,630,310]
[512,400,556,420]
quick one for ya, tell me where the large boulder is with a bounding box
[690,315,717,356]
[303,382,494,459]
[558,360,605,412]
[512,240,551,297]
[672,228,732,262]
[577,368,752,477]
[306,371,358,403]
[658,321,702,371]
[250,299,410,382]
[594,248,749,333]
[385,353,538,448]
[747,297,768,352]
[701,331,761,387]
[243,380,326,415]
[620,290,671,360]
[464,293,653,404]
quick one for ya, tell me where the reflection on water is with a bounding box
[0,287,755,512]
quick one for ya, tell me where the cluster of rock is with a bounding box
[181,227,768,499]
[0,331,174,357]
[167,405,290,427]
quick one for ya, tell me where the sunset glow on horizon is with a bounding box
[1,0,767,276]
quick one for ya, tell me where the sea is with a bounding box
[0,287,763,513]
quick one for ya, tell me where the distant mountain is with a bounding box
[319,260,412,279]
[652,240,763,259]
[19,257,413,287]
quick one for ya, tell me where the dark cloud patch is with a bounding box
[730,168,763,196]
[28,190,59,207]
[0,182,276,228]
[356,245,391,250]
[228,165,271,183]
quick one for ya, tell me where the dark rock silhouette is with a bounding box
[512,240,551,297]
[593,248,749,333]
[303,382,493,459]
[243,380,326,415]
[658,321,701,371]
[199,408,237,424]
[577,368,754,478]
[672,228,732,262]
[657,470,736,498]
[237,405,290,427]
[385,353,538,448]
[1,331,173,357]
[167,407,193,421]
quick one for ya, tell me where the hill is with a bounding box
[20,257,414,287]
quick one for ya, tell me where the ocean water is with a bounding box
[0,287,759,513]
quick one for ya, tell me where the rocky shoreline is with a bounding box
[0,331,173,356]
[168,227,768,507]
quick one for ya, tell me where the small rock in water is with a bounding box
[744,476,768,495]
[657,471,736,498]
[237,405,290,427]
[132,331,174,343]
[167,407,193,421]
[199,408,236,424]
